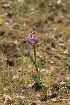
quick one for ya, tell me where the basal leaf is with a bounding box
[31,75,41,86]
[0,19,3,24]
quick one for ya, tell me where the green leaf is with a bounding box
[28,52,35,65]
[31,75,41,87]
[0,15,4,17]
[0,19,3,24]
[59,81,70,95]
[65,81,70,87]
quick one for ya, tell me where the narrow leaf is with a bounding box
[31,75,41,86]
[28,53,35,65]
[0,19,3,24]
[0,15,4,17]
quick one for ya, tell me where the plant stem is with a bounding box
[33,45,38,73]
[33,45,36,63]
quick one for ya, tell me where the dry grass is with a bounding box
[0,0,70,104]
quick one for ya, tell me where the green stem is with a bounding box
[33,45,36,63]
[33,45,38,73]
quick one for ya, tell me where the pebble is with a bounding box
[64,50,68,55]
[12,76,19,79]
[59,81,66,85]
[66,76,70,81]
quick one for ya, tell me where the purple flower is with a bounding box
[27,35,36,45]
[27,35,36,39]
[27,28,36,45]
[29,40,35,45]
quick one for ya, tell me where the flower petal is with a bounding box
[27,35,31,39]
[29,40,35,45]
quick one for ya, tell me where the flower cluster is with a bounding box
[27,28,36,45]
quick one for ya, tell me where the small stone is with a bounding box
[67,101,70,104]
[3,87,8,91]
[64,50,68,55]
[36,93,40,97]
[48,3,53,7]
[2,3,10,9]
[68,39,70,42]
[4,4,10,7]
[48,60,54,64]
[22,90,24,92]
[60,81,66,85]
[17,67,22,72]
[51,98,57,102]
[66,76,70,81]
[30,8,35,11]
[41,69,46,72]
[37,100,41,103]
[18,0,24,3]
[68,15,70,18]
[27,83,32,88]
[57,0,61,4]
[16,95,25,99]
[59,43,65,46]
[13,76,19,79]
